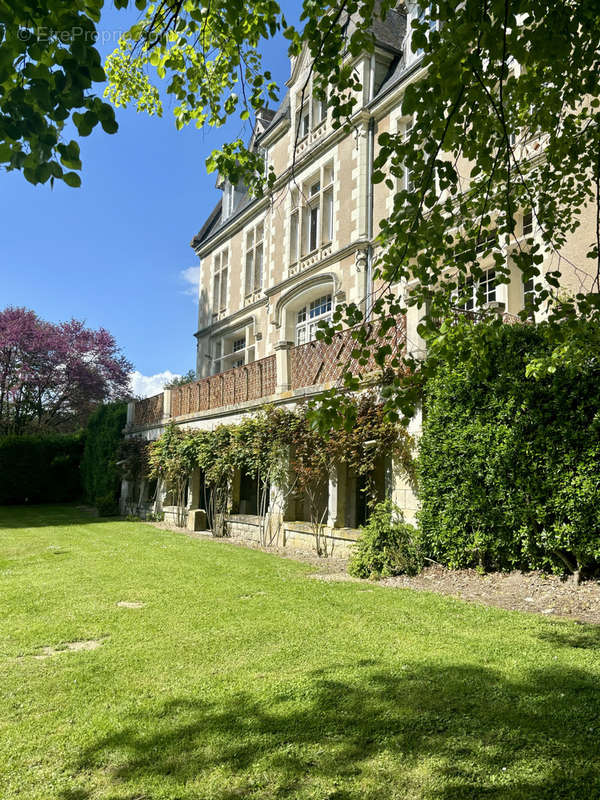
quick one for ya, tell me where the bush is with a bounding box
[349,500,424,579]
[81,403,127,508]
[419,320,600,577]
[96,492,120,517]
[0,432,84,504]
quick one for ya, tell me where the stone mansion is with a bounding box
[121,5,596,552]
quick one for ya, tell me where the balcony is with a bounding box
[129,317,407,430]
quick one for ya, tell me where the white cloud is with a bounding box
[129,370,180,398]
[180,265,201,298]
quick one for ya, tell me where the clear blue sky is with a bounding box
[0,2,299,391]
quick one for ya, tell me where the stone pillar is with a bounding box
[346,470,357,528]
[154,477,167,515]
[327,463,347,529]
[138,478,147,506]
[274,340,294,393]
[405,303,427,362]
[391,403,422,523]
[119,478,131,515]
[126,401,135,428]
[189,469,202,510]
[163,388,172,421]
[230,469,241,514]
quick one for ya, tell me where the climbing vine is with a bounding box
[141,395,414,537]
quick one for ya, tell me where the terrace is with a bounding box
[127,316,408,431]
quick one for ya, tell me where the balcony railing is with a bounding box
[170,355,276,417]
[133,392,164,427]
[290,316,407,390]
[129,317,407,429]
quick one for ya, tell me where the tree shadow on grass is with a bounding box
[537,625,600,650]
[65,660,600,800]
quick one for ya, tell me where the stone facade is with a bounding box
[123,6,598,552]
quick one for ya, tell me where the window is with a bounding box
[323,187,333,244]
[523,276,539,308]
[296,88,328,139]
[475,228,498,255]
[212,249,228,315]
[224,183,234,217]
[407,3,436,61]
[295,293,333,345]
[290,190,300,265]
[244,222,264,297]
[291,163,334,263]
[459,269,497,311]
[523,210,533,236]
[296,101,310,139]
[212,331,254,374]
[312,91,327,126]
[308,204,320,252]
[398,119,415,196]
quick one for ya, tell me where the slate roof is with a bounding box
[363,6,406,53]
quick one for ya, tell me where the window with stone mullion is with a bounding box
[244,223,264,296]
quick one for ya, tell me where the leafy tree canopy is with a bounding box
[0,306,132,434]
[0,0,119,186]
[163,369,196,389]
[3,1,600,414]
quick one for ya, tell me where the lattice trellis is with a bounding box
[133,393,164,426]
[169,355,277,418]
[290,316,408,390]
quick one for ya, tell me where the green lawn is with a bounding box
[1,506,599,800]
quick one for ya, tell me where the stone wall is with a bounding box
[226,514,360,557]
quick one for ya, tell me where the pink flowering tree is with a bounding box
[0,307,132,434]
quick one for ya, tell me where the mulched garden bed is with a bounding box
[380,565,600,626]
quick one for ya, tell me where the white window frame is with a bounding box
[212,328,255,374]
[212,249,228,316]
[405,3,437,63]
[291,162,334,264]
[244,221,264,298]
[295,293,333,345]
[458,268,497,311]
[401,118,415,194]
[295,86,328,141]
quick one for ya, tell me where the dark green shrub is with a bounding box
[0,432,84,504]
[81,403,127,507]
[349,500,424,578]
[96,492,120,517]
[419,320,600,577]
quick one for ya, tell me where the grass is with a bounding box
[1,505,600,800]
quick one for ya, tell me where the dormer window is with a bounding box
[301,104,310,138]
[221,180,244,222]
[405,3,436,63]
[223,183,235,219]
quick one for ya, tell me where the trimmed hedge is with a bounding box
[80,403,127,507]
[0,432,85,504]
[419,321,600,577]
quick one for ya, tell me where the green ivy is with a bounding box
[419,320,600,578]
